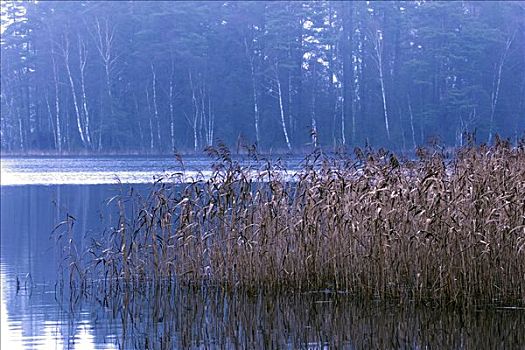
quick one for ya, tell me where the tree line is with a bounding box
[1,1,524,154]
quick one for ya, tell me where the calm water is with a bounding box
[1,156,237,186]
[1,157,524,349]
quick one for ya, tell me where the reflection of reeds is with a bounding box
[69,285,525,349]
[65,141,525,305]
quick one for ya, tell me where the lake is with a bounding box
[1,157,524,349]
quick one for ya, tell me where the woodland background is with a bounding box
[1,1,524,153]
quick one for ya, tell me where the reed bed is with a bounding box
[64,141,525,305]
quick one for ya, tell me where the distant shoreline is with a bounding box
[0,148,309,158]
[0,145,420,159]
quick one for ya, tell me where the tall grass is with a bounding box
[66,140,525,305]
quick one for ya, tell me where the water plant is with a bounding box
[59,140,525,306]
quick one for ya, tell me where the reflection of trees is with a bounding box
[0,184,116,347]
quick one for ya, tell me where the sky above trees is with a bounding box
[1,1,524,153]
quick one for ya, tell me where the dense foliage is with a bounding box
[1,1,524,153]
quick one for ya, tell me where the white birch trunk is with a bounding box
[169,59,175,151]
[407,94,417,149]
[189,71,199,152]
[62,35,88,148]
[45,94,57,149]
[244,36,261,146]
[372,30,390,141]
[18,110,24,150]
[378,60,390,140]
[200,83,207,146]
[207,96,214,146]
[50,48,62,153]
[151,63,161,148]
[275,63,292,151]
[311,105,318,148]
[78,36,92,146]
[145,87,154,150]
[91,17,117,149]
[251,63,260,145]
[133,94,145,150]
[341,92,346,145]
[193,114,198,152]
[351,51,362,144]
[311,67,318,148]
[288,73,294,138]
[352,10,364,145]
[488,33,514,144]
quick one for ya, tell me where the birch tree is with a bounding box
[60,31,90,148]
[488,31,515,144]
[50,39,62,152]
[90,16,119,148]
[273,62,292,151]
[168,57,176,151]
[150,62,162,149]
[188,70,200,152]
[78,35,92,147]
[244,34,261,145]
[370,26,391,141]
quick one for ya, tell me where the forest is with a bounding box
[1,1,524,154]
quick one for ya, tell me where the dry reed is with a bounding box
[65,140,525,305]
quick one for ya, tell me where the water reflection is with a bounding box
[1,184,123,349]
[55,283,525,349]
[1,184,524,349]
